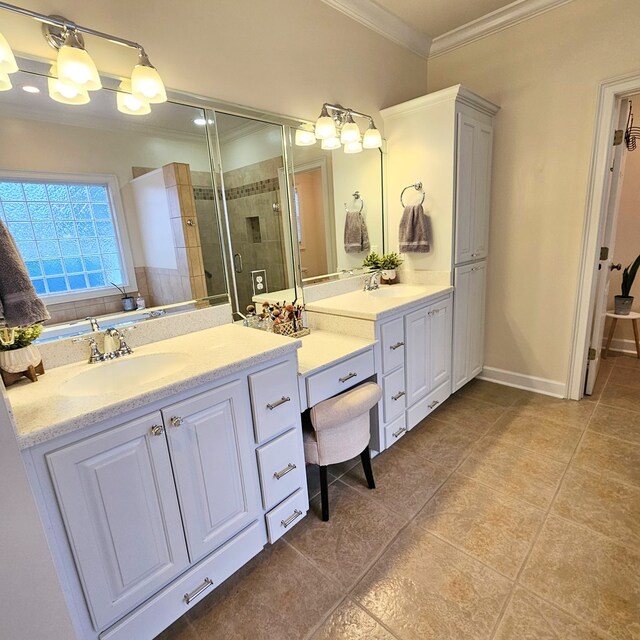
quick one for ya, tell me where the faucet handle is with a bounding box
[72,336,103,363]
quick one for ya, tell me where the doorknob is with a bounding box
[610,263,622,271]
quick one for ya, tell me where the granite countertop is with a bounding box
[297,330,376,376]
[9,324,300,449]
[306,284,453,321]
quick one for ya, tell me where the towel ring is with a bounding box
[345,190,364,214]
[400,182,425,207]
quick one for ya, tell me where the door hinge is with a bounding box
[588,348,597,361]
[613,129,623,146]
[600,246,609,260]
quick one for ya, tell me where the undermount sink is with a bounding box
[60,352,191,398]
[367,285,427,299]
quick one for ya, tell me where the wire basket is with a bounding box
[243,315,309,338]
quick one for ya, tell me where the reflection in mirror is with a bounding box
[290,142,384,282]
[0,62,228,341]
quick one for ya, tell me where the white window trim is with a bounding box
[0,169,138,305]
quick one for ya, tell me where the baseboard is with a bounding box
[478,366,566,398]
[602,337,639,357]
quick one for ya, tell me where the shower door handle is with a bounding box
[233,253,243,273]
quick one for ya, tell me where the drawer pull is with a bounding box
[390,341,405,350]
[339,372,357,383]
[392,426,407,439]
[184,577,214,605]
[281,509,303,528]
[273,463,297,480]
[428,400,440,409]
[392,391,406,401]
[171,416,184,427]
[266,396,291,411]
[150,424,165,436]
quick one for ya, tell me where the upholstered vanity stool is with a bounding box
[303,381,382,521]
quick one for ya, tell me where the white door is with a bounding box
[46,412,189,631]
[163,380,261,563]
[404,305,430,406]
[428,296,453,391]
[585,99,629,395]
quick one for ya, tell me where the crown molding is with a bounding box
[430,0,577,58]
[319,0,431,59]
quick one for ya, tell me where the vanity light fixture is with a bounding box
[340,112,361,144]
[344,140,363,154]
[116,79,150,115]
[321,136,341,150]
[130,50,166,104]
[294,127,316,146]
[362,119,383,149]
[0,30,17,73]
[314,105,336,140]
[56,28,101,91]
[47,63,90,105]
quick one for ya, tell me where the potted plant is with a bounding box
[379,252,403,282]
[363,252,382,270]
[0,324,44,385]
[615,254,640,315]
[111,282,136,312]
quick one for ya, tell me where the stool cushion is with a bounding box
[310,382,382,431]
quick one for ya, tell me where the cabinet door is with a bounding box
[46,412,189,631]
[404,306,430,407]
[428,296,452,391]
[472,122,493,260]
[468,263,487,379]
[163,380,261,563]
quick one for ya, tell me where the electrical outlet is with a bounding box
[251,270,268,296]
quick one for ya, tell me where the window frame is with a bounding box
[0,170,138,304]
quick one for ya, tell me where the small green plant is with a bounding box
[0,325,43,352]
[621,254,640,297]
[363,252,382,269]
[380,252,403,270]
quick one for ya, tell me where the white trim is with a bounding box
[566,71,640,400]
[319,0,431,59]
[430,0,577,57]
[478,366,565,398]
[602,337,640,358]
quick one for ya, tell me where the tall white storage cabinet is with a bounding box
[381,85,499,392]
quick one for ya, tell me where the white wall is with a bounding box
[426,0,640,388]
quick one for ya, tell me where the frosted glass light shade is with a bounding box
[57,44,101,91]
[0,72,12,91]
[295,128,316,146]
[363,126,382,149]
[0,32,17,74]
[48,64,89,104]
[117,80,151,115]
[315,115,336,140]
[344,140,363,154]
[131,64,167,104]
[340,121,361,144]
[321,136,341,150]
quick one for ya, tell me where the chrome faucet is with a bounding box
[363,270,382,291]
[85,316,100,332]
[72,327,135,364]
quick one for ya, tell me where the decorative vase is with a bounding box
[0,344,42,374]
[614,295,633,315]
[381,269,397,282]
[122,296,136,311]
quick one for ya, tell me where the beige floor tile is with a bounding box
[510,395,595,430]
[457,436,566,508]
[456,379,529,407]
[586,360,614,403]
[154,616,201,640]
[430,394,508,430]
[311,599,396,640]
[553,466,640,549]
[352,524,512,640]
[342,444,450,520]
[484,411,583,462]
[607,365,640,390]
[521,516,640,640]
[395,417,481,469]
[588,404,640,445]
[415,475,545,578]
[573,431,640,488]
[611,353,640,371]
[600,382,640,414]
[186,540,342,640]
[285,480,402,589]
[494,588,609,640]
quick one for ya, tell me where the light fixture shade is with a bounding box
[131,52,167,104]
[57,32,102,91]
[340,120,361,144]
[48,64,89,105]
[321,136,341,150]
[315,105,336,140]
[117,79,151,115]
[0,32,18,74]
[344,140,363,154]
[363,121,382,149]
[295,128,316,146]
[0,72,12,91]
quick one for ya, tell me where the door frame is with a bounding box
[566,71,640,399]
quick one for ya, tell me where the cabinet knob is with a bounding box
[150,424,165,436]
[171,416,184,427]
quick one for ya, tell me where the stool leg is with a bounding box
[604,318,617,359]
[319,466,329,522]
[360,447,376,490]
[633,319,640,359]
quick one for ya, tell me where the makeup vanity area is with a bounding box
[1,54,496,640]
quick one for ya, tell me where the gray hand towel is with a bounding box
[0,220,50,327]
[344,211,370,254]
[398,204,432,253]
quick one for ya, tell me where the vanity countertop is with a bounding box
[9,324,300,450]
[296,330,376,377]
[305,284,453,321]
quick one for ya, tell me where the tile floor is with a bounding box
[157,353,640,640]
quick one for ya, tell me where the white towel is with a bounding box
[398,204,431,253]
[344,211,370,254]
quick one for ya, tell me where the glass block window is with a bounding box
[0,179,125,298]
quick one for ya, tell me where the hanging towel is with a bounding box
[398,204,432,253]
[344,211,370,254]
[0,220,50,327]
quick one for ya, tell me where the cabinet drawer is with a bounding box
[380,317,405,374]
[385,415,408,448]
[407,381,451,430]
[306,350,375,407]
[264,488,308,544]
[383,367,406,423]
[100,521,266,640]
[249,360,300,444]
[256,428,305,511]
